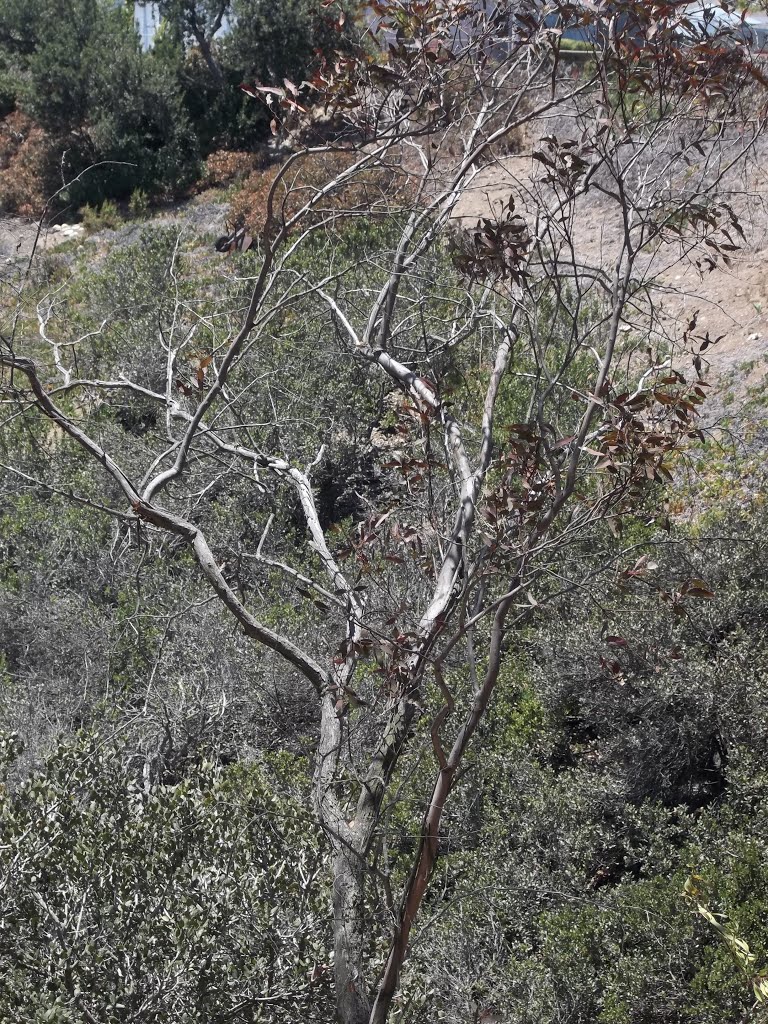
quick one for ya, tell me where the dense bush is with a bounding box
[227,150,416,235]
[0,111,61,215]
[0,0,199,210]
[0,731,334,1022]
[202,149,260,188]
[2,166,768,1022]
[0,0,355,212]
[159,0,354,153]
[395,487,768,1023]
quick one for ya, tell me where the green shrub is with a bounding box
[81,198,123,233]
[0,730,334,1021]
[128,188,149,219]
[0,0,200,208]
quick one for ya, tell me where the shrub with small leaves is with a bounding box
[81,199,123,234]
[0,731,334,1023]
[0,111,60,216]
[203,149,260,187]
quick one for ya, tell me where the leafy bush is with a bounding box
[0,111,60,215]
[203,148,260,187]
[228,150,415,234]
[393,490,768,1023]
[0,0,359,209]
[81,199,124,233]
[128,188,150,219]
[0,731,334,1022]
[0,0,200,211]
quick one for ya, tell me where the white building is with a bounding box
[134,2,161,48]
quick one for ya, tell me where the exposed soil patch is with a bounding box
[0,195,229,262]
[453,152,768,389]
[0,214,44,260]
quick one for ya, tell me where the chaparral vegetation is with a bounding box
[2,2,768,1022]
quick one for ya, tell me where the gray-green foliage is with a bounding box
[0,731,333,1022]
[396,492,768,1024]
[0,218,405,750]
[4,202,768,1024]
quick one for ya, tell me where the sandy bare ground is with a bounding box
[0,196,228,262]
[0,215,45,260]
[454,153,768,390]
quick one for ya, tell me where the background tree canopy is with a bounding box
[0,0,350,210]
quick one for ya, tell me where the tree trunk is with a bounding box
[193,31,224,86]
[332,848,371,1024]
[187,11,225,87]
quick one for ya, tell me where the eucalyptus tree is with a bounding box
[1,2,765,1022]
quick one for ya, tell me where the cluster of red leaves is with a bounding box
[334,510,435,697]
[336,513,429,574]
[450,198,532,284]
[483,370,710,550]
[484,423,552,545]
[601,0,768,100]
[595,371,708,486]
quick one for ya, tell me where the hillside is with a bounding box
[2,4,768,1024]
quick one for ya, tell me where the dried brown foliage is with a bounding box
[202,149,261,188]
[0,112,61,217]
[228,149,415,234]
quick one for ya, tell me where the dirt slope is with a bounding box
[454,153,768,390]
[2,173,766,391]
